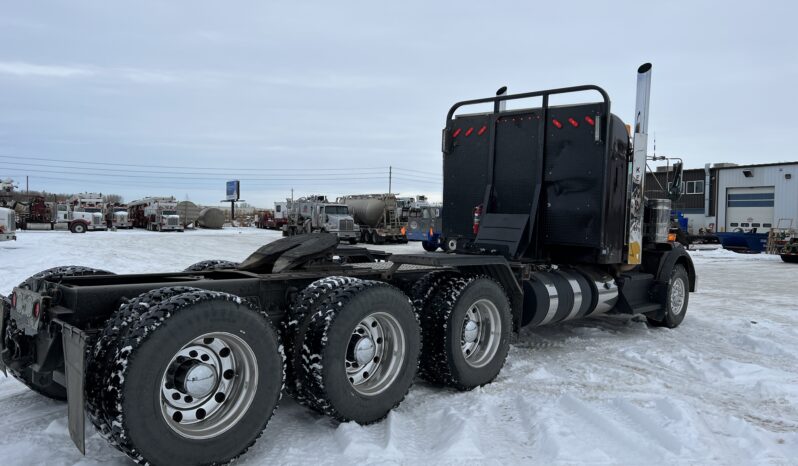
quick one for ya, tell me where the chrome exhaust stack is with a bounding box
[495,86,508,112]
[626,63,653,265]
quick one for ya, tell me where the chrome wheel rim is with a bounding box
[670,278,686,315]
[345,312,406,396]
[461,299,501,368]
[160,332,258,439]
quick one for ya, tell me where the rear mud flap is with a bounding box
[0,301,6,376]
[60,321,90,454]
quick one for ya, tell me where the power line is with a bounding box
[0,165,391,182]
[0,159,390,177]
[0,154,388,172]
[0,173,391,188]
[0,155,443,179]
[390,176,441,185]
[392,166,442,177]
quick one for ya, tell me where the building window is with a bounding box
[685,180,704,194]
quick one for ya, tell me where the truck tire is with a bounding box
[86,286,207,436]
[422,240,438,252]
[293,280,420,424]
[70,222,87,234]
[86,289,284,466]
[647,264,689,328]
[418,275,511,390]
[373,233,386,245]
[184,259,240,272]
[8,266,115,400]
[285,276,362,401]
[348,237,358,245]
[410,270,459,314]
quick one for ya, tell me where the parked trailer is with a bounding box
[339,193,407,244]
[196,207,225,229]
[0,64,696,466]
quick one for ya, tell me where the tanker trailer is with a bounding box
[197,207,225,229]
[338,193,407,244]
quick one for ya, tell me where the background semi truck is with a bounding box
[128,197,184,232]
[338,193,407,244]
[282,195,358,243]
[0,207,15,241]
[106,204,132,229]
[0,64,696,466]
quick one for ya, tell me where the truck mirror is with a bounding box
[668,162,683,202]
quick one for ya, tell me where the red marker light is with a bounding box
[477,125,487,136]
[465,127,474,136]
[552,119,563,129]
[584,116,595,126]
[568,117,579,127]
[452,128,461,138]
[32,302,40,319]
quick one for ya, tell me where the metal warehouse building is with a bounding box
[646,161,798,233]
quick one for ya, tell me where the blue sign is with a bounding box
[226,180,240,201]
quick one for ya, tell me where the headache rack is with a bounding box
[441,84,630,265]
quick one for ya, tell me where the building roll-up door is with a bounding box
[725,187,774,232]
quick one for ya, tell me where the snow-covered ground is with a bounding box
[1,229,797,465]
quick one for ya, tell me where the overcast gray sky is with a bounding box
[1,1,796,207]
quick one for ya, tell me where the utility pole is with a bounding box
[388,166,392,194]
[26,176,29,193]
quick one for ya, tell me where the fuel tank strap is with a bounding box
[536,273,559,325]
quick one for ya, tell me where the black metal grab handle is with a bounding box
[445,84,611,122]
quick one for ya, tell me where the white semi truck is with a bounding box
[283,195,358,243]
[65,193,108,233]
[106,204,132,229]
[0,207,15,241]
[128,197,184,232]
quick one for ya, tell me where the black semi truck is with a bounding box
[0,64,695,465]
